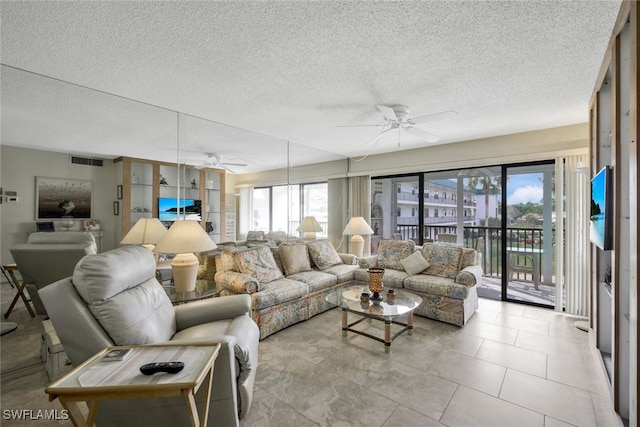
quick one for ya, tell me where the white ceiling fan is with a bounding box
[190,153,247,173]
[341,105,456,147]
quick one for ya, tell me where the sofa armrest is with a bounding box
[214,271,260,294]
[174,294,252,331]
[338,253,357,265]
[455,265,483,287]
[357,255,377,268]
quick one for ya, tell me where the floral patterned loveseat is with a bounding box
[214,240,358,339]
[355,240,482,327]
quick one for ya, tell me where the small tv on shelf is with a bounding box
[158,197,202,222]
[590,165,613,251]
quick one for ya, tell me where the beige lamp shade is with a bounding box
[154,220,217,292]
[343,217,374,258]
[297,216,323,239]
[120,218,168,250]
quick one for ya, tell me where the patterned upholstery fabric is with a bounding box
[214,271,260,294]
[250,278,308,311]
[234,246,284,284]
[376,240,415,271]
[322,264,358,283]
[460,248,479,269]
[354,267,408,288]
[421,243,463,279]
[357,256,377,269]
[287,271,337,293]
[403,275,469,299]
[306,239,343,270]
[216,247,247,273]
[246,230,265,241]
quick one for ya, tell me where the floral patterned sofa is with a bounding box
[355,240,482,326]
[214,240,358,339]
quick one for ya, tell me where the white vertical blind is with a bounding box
[560,155,590,316]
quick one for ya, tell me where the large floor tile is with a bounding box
[440,385,543,427]
[239,386,317,427]
[500,369,598,427]
[494,312,549,335]
[547,353,608,395]
[427,349,506,396]
[382,405,445,427]
[475,338,547,378]
[515,330,590,362]
[371,363,458,421]
[459,317,518,345]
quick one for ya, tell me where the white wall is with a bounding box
[1,146,119,264]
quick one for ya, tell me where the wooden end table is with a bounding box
[2,264,36,318]
[45,343,220,427]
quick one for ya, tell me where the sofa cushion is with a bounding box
[287,270,337,293]
[376,239,415,271]
[246,230,265,241]
[404,274,470,299]
[235,245,284,283]
[421,243,463,279]
[279,244,312,276]
[322,263,358,282]
[72,246,176,345]
[460,248,480,269]
[251,278,309,310]
[401,250,430,275]
[216,247,248,273]
[306,239,343,270]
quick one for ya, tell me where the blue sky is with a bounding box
[507,173,544,205]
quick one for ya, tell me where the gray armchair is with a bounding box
[10,231,96,314]
[40,246,259,427]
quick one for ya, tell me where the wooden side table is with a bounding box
[1,264,36,318]
[45,343,221,427]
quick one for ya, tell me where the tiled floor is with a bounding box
[1,280,623,427]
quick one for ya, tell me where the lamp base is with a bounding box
[350,234,364,258]
[171,253,199,293]
[303,232,317,239]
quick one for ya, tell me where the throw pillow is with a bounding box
[421,243,463,279]
[246,230,264,241]
[376,239,416,271]
[307,239,343,270]
[279,244,312,276]
[400,250,430,275]
[234,245,284,283]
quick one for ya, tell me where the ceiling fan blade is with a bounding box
[221,162,247,167]
[409,110,457,124]
[377,105,398,122]
[337,124,385,128]
[405,126,440,143]
[366,127,394,146]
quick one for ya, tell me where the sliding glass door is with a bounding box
[503,162,556,307]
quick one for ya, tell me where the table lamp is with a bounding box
[343,217,374,258]
[297,216,323,239]
[120,218,168,251]
[153,220,217,292]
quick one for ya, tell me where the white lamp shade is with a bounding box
[297,216,323,233]
[153,220,217,254]
[342,217,374,235]
[120,218,168,245]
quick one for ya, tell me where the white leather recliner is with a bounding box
[40,245,259,427]
[10,231,96,314]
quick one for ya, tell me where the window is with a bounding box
[434,191,439,199]
[396,207,401,217]
[252,182,327,237]
[434,208,439,217]
[443,192,447,199]
[411,208,417,217]
[425,208,429,217]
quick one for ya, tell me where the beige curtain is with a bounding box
[557,155,590,316]
[349,175,372,255]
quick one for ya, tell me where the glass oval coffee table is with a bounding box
[326,285,423,352]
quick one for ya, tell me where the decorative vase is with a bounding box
[367,267,385,301]
[60,216,75,231]
[386,289,395,304]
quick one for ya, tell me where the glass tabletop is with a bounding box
[326,285,422,318]
[162,280,219,304]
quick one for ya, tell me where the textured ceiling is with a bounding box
[0,1,622,171]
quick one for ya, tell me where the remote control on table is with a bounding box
[139,361,185,375]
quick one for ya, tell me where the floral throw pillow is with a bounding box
[376,239,415,271]
[307,239,343,270]
[234,245,284,283]
[421,243,463,279]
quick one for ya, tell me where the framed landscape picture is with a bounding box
[36,177,93,219]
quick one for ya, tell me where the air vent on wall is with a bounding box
[70,156,104,167]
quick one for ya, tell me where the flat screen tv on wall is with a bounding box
[158,198,202,222]
[590,165,613,251]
